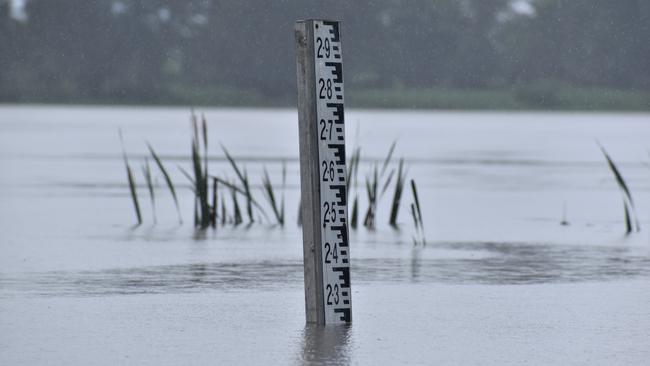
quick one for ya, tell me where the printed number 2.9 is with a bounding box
[316,37,331,58]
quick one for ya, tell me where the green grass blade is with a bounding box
[231,185,242,226]
[281,161,286,225]
[243,168,253,223]
[220,192,227,226]
[410,179,423,226]
[380,168,396,198]
[380,140,397,177]
[624,200,632,235]
[211,177,218,228]
[350,195,358,229]
[126,164,142,225]
[389,159,405,226]
[119,129,142,226]
[221,144,247,188]
[410,203,419,230]
[261,167,282,225]
[598,143,635,205]
[598,142,640,231]
[177,165,196,187]
[147,143,182,224]
[142,158,156,224]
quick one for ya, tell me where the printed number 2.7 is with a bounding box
[319,119,333,140]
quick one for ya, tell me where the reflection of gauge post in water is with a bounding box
[295,20,351,325]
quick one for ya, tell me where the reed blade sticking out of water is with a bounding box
[346,147,361,198]
[350,195,358,229]
[191,120,210,228]
[598,142,640,234]
[281,161,286,225]
[380,140,397,177]
[389,158,406,227]
[347,148,361,229]
[147,143,182,224]
[261,166,285,225]
[141,157,156,224]
[211,177,218,228]
[221,144,256,223]
[363,165,378,229]
[119,129,142,226]
[410,179,426,245]
[231,184,243,226]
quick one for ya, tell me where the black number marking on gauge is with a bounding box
[314,20,351,324]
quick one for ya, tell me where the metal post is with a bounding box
[295,19,351,325]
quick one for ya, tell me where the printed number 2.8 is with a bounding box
[318,78,332,99]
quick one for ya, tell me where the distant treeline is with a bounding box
[1,0,649,109]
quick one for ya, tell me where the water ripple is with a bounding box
[1,242,649,298]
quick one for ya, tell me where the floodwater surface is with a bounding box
[1,105,649,365]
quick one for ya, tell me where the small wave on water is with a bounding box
[1,241,649,298]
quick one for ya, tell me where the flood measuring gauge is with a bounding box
[295,20,351,324]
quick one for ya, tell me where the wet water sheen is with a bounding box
[1,106,650,365]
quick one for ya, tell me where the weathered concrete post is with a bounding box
[295,20,351,325]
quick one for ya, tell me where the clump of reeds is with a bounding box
[121,113,427,237]
[119,129,142,226]
[598,142,640,235]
